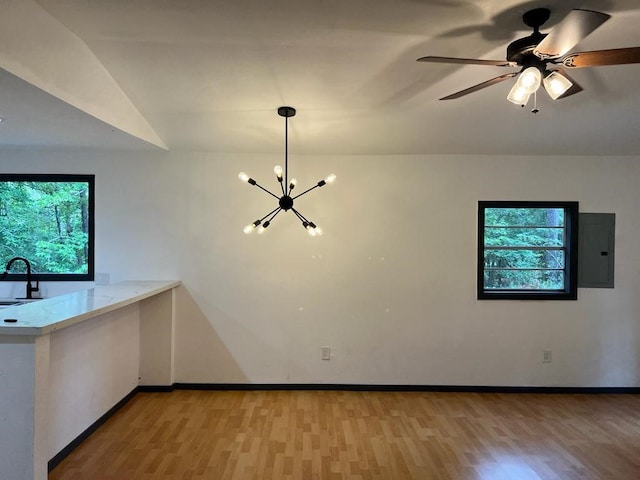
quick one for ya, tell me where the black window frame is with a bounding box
[0,173,95,282]
[477,201,578,300]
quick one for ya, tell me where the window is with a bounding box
[0,174,94,281]
[478,201,578,300]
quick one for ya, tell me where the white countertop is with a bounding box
[0,280,180,336]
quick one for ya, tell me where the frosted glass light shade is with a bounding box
[519,67,542,94]
[507,67,541,106]
[543,71,573,100]
[507,84,532,106]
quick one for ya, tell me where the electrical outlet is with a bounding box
[321,346,331,360]
[95,273,110,285]
[543,349,552,363]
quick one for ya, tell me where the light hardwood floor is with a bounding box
[49,390,640,479]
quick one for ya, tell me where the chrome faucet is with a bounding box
[1,257,40,299]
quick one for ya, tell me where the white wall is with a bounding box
[2,149,639,387]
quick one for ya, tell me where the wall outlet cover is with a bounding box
[321,346,331,360]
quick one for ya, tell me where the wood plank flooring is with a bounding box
[49,390,640,479]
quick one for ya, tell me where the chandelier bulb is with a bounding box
[317,173,336,187]
[243,219,261,234]
[257,220,271,234]
[238,172,256,185]
[289,178,297,190]
[274,165,284,182]
[303,221,322,237]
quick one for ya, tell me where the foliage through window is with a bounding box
[0,174,94,281]
[478,201,578,300]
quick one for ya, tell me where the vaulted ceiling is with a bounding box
[1,0,640,155]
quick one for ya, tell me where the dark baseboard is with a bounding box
[138,384,175,392]
[48,387,138,472]
[173,383,640,394]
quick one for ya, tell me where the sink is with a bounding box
[0,298,43,308]
[0,303,23,311]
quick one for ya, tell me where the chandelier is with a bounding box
[238,106,336,236]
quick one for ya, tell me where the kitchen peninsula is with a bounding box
[0,280,180,480]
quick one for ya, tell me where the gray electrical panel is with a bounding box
[578,213,615,288]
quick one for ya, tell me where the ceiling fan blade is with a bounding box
[555,47,640,68]
[533,9,610,59]
[439,72,518,100]
[417,56,515,67]
[553,69,584,99]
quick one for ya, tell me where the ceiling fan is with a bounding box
[417,8,640,109]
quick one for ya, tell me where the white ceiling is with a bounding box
[1,0,640,155]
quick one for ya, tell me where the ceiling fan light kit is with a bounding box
[506,66,573,106]
[238,106,336,237]
[417,8,640,112]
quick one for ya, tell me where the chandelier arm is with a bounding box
[267,207,284,223]
[291,207,310,224]
[291,184,320,200]
[259,206,282,223]
[253,182,281,200]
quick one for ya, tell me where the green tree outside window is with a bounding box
[478,201,578,300]
[0,174,94,281]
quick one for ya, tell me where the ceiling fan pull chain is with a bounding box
[531,91,540,114]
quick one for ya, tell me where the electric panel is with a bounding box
[578,213,615,288]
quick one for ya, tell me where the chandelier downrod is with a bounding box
[277,106,295,190]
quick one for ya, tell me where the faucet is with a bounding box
[1,257,40,299]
